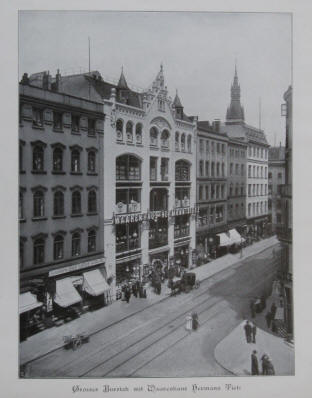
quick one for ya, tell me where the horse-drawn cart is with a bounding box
[169,272,200,295]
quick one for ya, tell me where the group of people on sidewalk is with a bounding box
[121,281,147,303]
[251,350,275,375]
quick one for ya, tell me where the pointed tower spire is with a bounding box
[226,64,245,124]
[173,89,184,119]
[117,66,128,90]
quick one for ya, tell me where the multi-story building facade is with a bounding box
[222,66,269,238]
[268,145,285,232]
[277,86,293,336]
[227,138,247,231]
[196,121,228,258]
[19,72,105,334]
[60,66,197,291]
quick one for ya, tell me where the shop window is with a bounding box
[116,188,141,214]
[126,121,133,143]
[72,115,80,132]
[33,190,45,218]
[32,108,43,127]
[175,160,190,181]
[88,119,96,136]
[72,232,81,256]
[53,147,63,172]
[32,145,45,172]
[88,230,96,253]
[116,223,140,253]
[174,214,190,238]
[150,127,158,147]
[161,158,169,181]
[150,189,168,211]
[149,218,168,249]
[161,130,169,148]
[116,119,124,141]
[72,191,81,215]
[54,235,64,260]
[54,191,64,216]
[116,155,141,181]
[136,123,142,144]
[175,132,180,151]
[175,188,190,208]
[88,190,97,213]
[88,151,96,173]
[53,111,63,130]
[33,238,45,265]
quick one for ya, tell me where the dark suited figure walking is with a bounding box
[125,286,131,303]
[261,354,268,375]
[251,350,259,375]
[252,324,257,343]
[244,320,252,343]
[271,302,277,318]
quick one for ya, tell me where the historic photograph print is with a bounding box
[18,10,293,378]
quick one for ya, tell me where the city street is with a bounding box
[25,244,280,378]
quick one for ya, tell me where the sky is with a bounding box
[19,11,292,146]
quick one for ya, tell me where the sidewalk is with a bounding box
[20,235,279,366]
[214,320,294,376]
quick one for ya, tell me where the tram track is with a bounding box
[23,244,280,377]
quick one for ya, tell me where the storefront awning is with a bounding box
[217,233,231,247]
[228,229,246,245]
[83,269,110,297]
[54,278,82,308]
[19,292,43,314]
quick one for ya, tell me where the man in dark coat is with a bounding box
[244,320,252,343]
[265,311,272,328]
[271,302,277,318]
[251,350,259,375]
[261,354,268,375]
[125,286,131,303]
[252,323,257,343]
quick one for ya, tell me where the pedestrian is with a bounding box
[250,299,256,318]
[252,323,257,343]
[271,302,277,318]
[251,350,259,375]
[266,355,275,375]
[261,354,268,375]
[125,286,131,303]
[192,312,199,330]
[244,320,252,343]
[260,294,266,311]
[265,311,272,328]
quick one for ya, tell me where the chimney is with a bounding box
[20,73,29,85]
[55,69,61,91]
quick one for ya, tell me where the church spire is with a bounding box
[226,64,245,124]
[117,66,128,90]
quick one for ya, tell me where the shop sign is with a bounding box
[49,257,105,277]
[113,207,199,224]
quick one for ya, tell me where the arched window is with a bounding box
[175,132,180,151]
[71,149,80,172]
[126,121,133,143]
[181,134,185,152]
[88,151,96,173]
[33,146,44,171]
[187,135,192,153]
[116,119,123,141]
[54,235,64,260]
[175,160,190,181]
[72,191,81,215]
[88,190,97,213]
[116,155,141,181]
[33,190,44,217]
[161,130,169,148]
[150,127,158,147]
[88,230,96,253]
[53,147,63,172]
[33,238,45,265]
[54,191,64,216]
[136,124,142,144]
[72,232,81,257]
